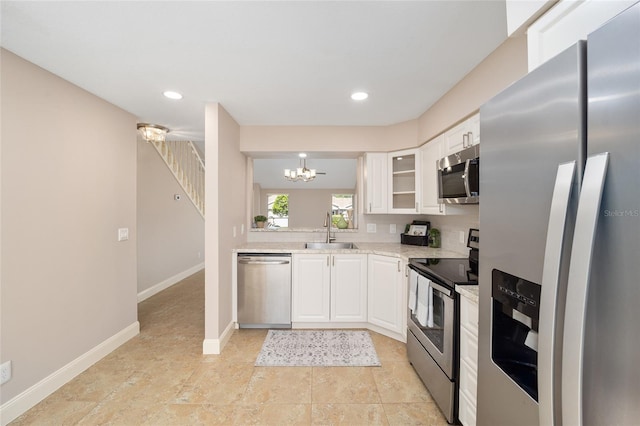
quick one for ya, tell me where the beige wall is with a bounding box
[239,123,416,154]
[204,103,247,350]
[0,50,138,404]
[136,138,204,294]
[417,35,528,143]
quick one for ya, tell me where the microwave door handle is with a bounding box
[562,152,609,426]
[463,159,471,198]
[538,161,576,426]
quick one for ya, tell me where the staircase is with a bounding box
[149,139,205,217]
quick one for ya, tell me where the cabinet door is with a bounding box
[419,135,446,215]
[458,294,479,426]
[468,113,480,146]
[367,254,404,334]
[443,120,469,155]
[443,114,480,155]
[388,148,420,214]
[419,136,467,216]
[292,254,330,322]
[331,254,368,322]
[364,153,388,214]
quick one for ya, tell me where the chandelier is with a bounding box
[284,154,316,182]
[137,123,169,143]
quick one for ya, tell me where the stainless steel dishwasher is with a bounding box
[237,253,292,328]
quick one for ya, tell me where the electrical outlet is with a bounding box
[367,223,377,233]
[197,251,201,259]
[241,224,245,235]
[459,231,466,244]
[1,360,12,385]
[390,224,397,234]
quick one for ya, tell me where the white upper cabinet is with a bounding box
[364,153,388,214]
[420,135,467,216]
[443,113,479,156]
[527,0,636,71]
[388,148,420,214]
[506,0,555,36]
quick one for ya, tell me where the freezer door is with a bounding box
[576,4,640,425]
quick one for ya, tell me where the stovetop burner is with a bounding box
[409,228,479,288]
[410,257,478,287]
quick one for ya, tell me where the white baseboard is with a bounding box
[137,262,204,302]
[202,321,235,354]
[0,321,140,426]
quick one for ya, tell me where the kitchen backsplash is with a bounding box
[248,206,479,255]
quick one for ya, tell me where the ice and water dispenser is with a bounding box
[491,269,541,401]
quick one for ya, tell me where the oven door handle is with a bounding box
[408,266,454,298]
[429,281,453,298]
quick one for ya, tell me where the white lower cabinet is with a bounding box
[367,254,405,335]
[458,293,479,426]
[292,253,367,323]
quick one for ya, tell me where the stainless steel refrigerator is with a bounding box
[477,3,640,425]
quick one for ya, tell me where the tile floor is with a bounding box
[11,270,447,425]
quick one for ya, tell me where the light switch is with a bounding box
[233,226,237,238]
[367,223,377,233]
[118,228,129,242]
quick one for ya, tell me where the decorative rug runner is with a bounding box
[255,330,381,367]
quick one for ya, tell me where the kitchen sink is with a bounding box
[304,242,358,250]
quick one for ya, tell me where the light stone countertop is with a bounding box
[456,285,479,304]
[233,242,466,262]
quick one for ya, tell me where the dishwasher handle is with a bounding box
[238,258,290,265]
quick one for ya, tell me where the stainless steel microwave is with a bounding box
[437,145,479,204]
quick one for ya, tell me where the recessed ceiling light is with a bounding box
[351,92,369,101]
[163,91,183,100]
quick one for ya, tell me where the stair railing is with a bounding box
[149,139,205,217]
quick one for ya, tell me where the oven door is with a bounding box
[408,272,456,379]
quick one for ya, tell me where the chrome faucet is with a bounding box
[324,211,336,243]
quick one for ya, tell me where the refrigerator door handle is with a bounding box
[538,161,576,426]
[562,152,609,426]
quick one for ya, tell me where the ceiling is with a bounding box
[1,1,508,145]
